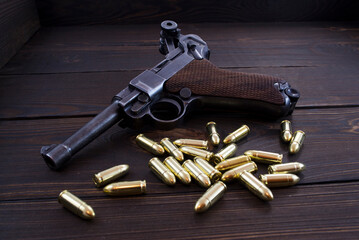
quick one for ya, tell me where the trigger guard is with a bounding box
[149,97,186,129]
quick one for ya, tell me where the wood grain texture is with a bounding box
[34,0,359,26]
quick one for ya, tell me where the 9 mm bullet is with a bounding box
[221,162,257,182]
[215,155,251,171]
[211,143,237,164]
[179,146,214,161]
[160,138,184,161]
[206,122,220,146]
[223,125,250,144]
[239,171,274,201]
[194,181,227,213]
[244,150,283,164]
[103,180,147,196]
[173,139,208,150]
[268,162,306,174]
[259,174,300,188]
[280,120,292,142]
[164,156,191,185]
[194,157,222,183]
[183,160,211,188]
[58,190,95,220]
[136,134,165,155]
[93,164,129,187]
[289,130,305,154]
[148,157,176,186]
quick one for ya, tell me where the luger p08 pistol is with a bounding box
[41,20,300,170]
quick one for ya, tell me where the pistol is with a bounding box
[41,20,300,170]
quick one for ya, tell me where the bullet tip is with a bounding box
[289,142,300,154]
[179,171,191,184]
[194,199,210,213]
[82,205,95,220]
[164,172,176,186]
[282,131,292,142]
[210,135,220,146]
[198,174,211,188]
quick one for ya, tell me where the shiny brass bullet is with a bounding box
[259,174,300,188]
[221,162,257,182]
[173,139,208,150]
[215,155,251,171]
[289,130,305,154]
[103,180,146,196]
[211,143,237,164]
[280,120,292,142]
[93,164,129,187]
[194,157,222,183]
[164,156,191,185]
[136,134,165,155]
[148,157,176,186]
[160,138,184,161]
[268,162,306,174]
[244,150,283,164]
[58,190,95,220]
[179,146,213,161]
[183,160,211,188]
[223,125,250,144]
[195,181,227,213]
[239,171,273,201]
[206,122,220,146]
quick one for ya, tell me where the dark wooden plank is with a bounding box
[34,0,359,26]
[1,22,359,74]
[1,182,358,239]
[1,107,358,200]
[0,0,39,69]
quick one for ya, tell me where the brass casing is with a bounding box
[223,125,250,144]
[179,146,213,161]
[194,157,222,183]
[259,174,300,187]
[280,120,292,142]
[215,155,251,171]
[195,181,227,213]
[93,164,129,187]
[183,160,211,188]
[206,122,220,146]
[211,143,237,164]
[103,180,146,196]
[164,156,191,185]
[244,150,283,164]
[239,171,273,201]
[173,139,208,150]
[289,130,305,154]
[148,157,176,186]
[136,134,165,155]
[160,138,184,161]
[221,162,257,182]
[268,162,306,174]
[58,190,95,220]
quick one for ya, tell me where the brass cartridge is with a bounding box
[136,134,165,155]
[223,125,250,144]
[103,180,146,196]
[215,155,251,171]
[221,161,257,182]
[164,156,191,185]
[206,122,220,146]
[195,181,227,213]
[58,190,95,220]
[179,146,213,161]
[280,120,292,142]
[239,171,273,201]
[289,130,305,154]
[244,150,283,164]
[268,162,306,174]
[160,138,184,161]
[148,157,176,186]
[173,139,208,150]
[93,164,129,187]
[211,143,237,164]
[183,160,211,188]
[259,174,300,188]
[194,157,222,183]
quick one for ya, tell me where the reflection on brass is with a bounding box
[195,181,227,213]
[160,138,184,161]
[136,134,165,155]
[244,150,283,164]
[221,162,257,182]
[58,190,95,220]
[194,157,222,183]
[289,130,305,154]
[173,139,208,150]
[259,174,300,187]
[223,125,250,144]
[93,164,129,187]
[103,180,146,196]
[206,122,220,146]
[268,162,305,174]
[280,120,292,142]
[148,157,176,186]
[211,143,237,164]
[183,160,211,188]
[239,171,273,201]
[164,156,191,185]
[215,155,251,171]
[179,146,213,161]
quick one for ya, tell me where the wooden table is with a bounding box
[1,22,359,239]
